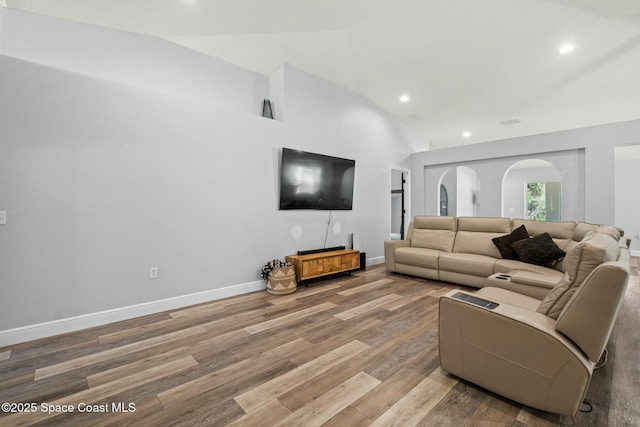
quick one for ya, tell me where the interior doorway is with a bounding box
[438,168,456,216]
[391,169,409,239]
[436,167,478,217]
[456,166,480,217]
[440,184,449,216]
[502,159,562,220]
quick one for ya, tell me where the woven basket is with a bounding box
[266,266,297,295]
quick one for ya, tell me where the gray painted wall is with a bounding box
[422,149,585,221]
[0,10,419,332]
[412,122,640,226]
[615,157,640,250]
[2,7,639,337]
[2,8,267,115]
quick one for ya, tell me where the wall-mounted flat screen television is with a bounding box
[279,148,355,210]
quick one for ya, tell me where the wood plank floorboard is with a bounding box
[0,261,638,426]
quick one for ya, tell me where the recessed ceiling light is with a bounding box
[462,131,471,138]
[559,43,575,54]
[400,94,410,103]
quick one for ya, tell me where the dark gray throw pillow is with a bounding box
[511,232,566,266]
[492,224,529,260]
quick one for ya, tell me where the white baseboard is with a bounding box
[631,249,640,257]
[2,256,387,347]
[367,256,385,266]
[0,280,265,347]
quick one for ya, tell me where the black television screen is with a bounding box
[279,148,355,210]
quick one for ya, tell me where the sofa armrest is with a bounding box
[384,239,410,272]
[556,261,629,362]
[439,290,592,417]
[508,270,561,289]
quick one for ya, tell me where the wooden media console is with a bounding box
[286,249,360,283]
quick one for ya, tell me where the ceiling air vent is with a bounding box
[501,119,520,126]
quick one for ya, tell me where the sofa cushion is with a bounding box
[536,231,619,319]
[512,233,566,266]
[409,216,457,252]
[536,274,573,320]
[512,219,576,240]
[394,247,441,269]
[454,231,504,258]
[457,216,512,233]
[492,224,529,260]
[411,229,456,252]
[439,253,497,277]
[554,240,580,271]
[494,259,565,279]
[563,232,620,284]
[596,225,621,241]
[453,217,512,258]
[413,215,457,231]
[572,221,599,241]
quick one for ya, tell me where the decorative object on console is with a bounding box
[262,99,274,119]
[297,245,346,256]
[358,252,367,271]
[351,232,362,250]
[261,259,297,295]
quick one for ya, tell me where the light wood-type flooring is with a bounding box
[1,259,638,426]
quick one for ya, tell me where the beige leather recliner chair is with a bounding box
[438,231,630,417]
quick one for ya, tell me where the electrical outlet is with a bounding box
[149,267,159,279]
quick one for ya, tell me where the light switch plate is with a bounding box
[0,211,6,225]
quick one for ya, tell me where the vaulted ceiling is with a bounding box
[6,0,640,150]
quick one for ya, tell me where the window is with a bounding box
[526,182,561,221]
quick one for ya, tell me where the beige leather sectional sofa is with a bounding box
[385,216,631,418]
[385,216,625,298]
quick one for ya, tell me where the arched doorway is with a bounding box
[456,166,480,217]
[502,159,562,220]
[437,168,455,216]
[436,166,479,216]
[439,184,449,216]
